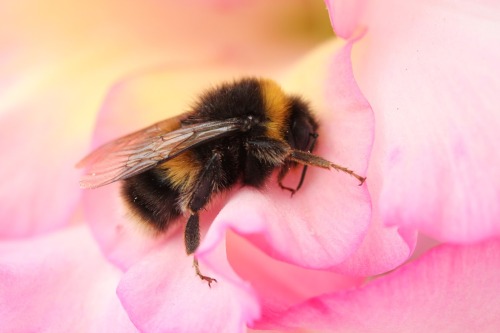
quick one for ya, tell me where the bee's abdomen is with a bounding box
[121,169,182,231]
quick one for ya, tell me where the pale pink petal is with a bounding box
[268,238,500,332]
[351,1,500,241]
[324,41,417,275]
[0,225,137,332]
[0,109,83,237]
[205,230,364,327]
[287,40,417,275]
[333,215,417,275]
[117,221,260,333]
[325,0,368,39]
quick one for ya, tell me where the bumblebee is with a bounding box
[78,78,365,286]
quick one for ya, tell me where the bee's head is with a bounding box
[285,96,319,152]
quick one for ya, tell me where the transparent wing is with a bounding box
[78,116,246,189]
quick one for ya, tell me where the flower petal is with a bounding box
[269,238,500,331]
[351,1,500,241]
[0,107,84,237]
[325,0,367,39]
[0,225,136,332]
[322,40,417,275]
[333,215,417,275]
[207,230,364,327]
[117,220,260,333]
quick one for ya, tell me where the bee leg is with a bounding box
[278,164,310,197]
[184,152,223,286]
[277,166,297,197]
[185,213,217,287]
[278,133,318,196]
[194,257,217,287]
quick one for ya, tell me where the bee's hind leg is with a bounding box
[185,213,217,287]
[184,152,222,287]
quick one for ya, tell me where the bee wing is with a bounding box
[78,116,246,189]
